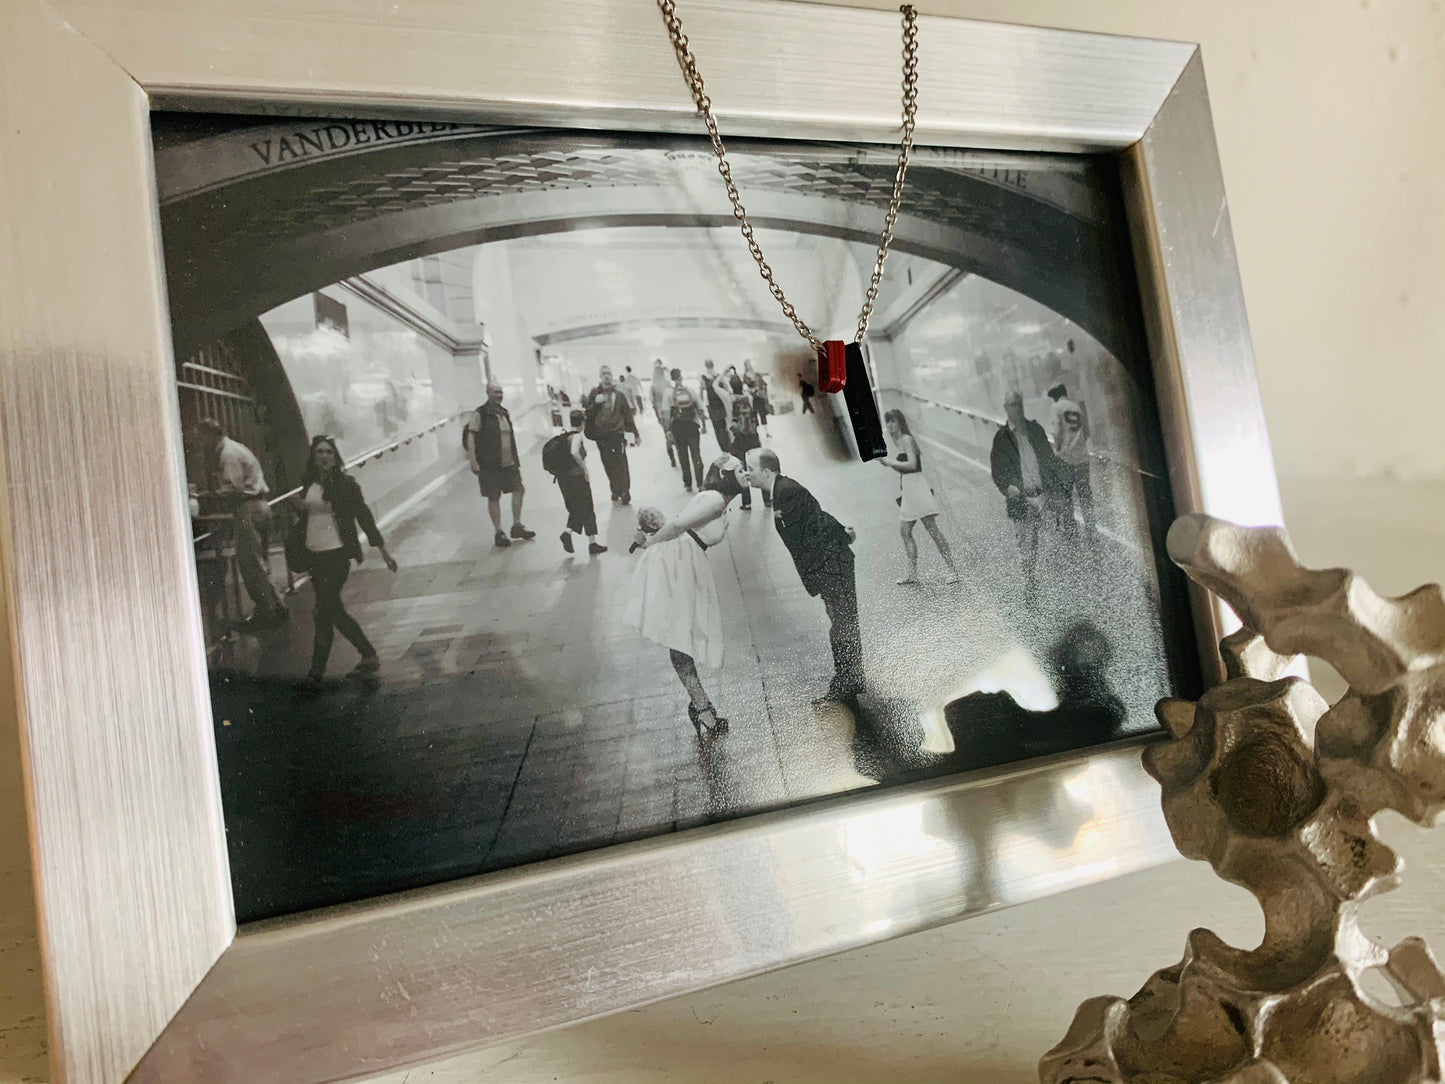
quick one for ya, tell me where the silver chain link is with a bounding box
[657,1,919,351]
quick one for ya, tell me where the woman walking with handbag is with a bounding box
[883,410,960,585]
[287,435,398,689]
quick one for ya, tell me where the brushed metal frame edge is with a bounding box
[0,1,1282,1082]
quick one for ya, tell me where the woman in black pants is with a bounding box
[289,435,397,688]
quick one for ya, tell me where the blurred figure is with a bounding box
[463,382,535,549]
[881,410,959,585]
[744,364,770,438]
[989,391,1065,601]
[651,358,677,468]
[699,358,731,454]
[664,367,706,492]
[543,408,606,555]
[583,365,639,505]
[744,448,862,703]
[1048,382,1095,535]
[798,372,816,414]
[545,384,564,429]
[196,417,288,631]
[287,435,397,690]
[622,365,646,416]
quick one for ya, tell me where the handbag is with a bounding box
[283,496,313,574]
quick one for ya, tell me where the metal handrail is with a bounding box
[193,413,463,547]
[877,385,1154,474]
[876,385,1003,427]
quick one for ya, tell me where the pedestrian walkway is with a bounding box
[211,404,1181,921]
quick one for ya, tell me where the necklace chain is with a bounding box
[657,2,920,351]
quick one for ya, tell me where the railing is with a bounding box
[877,386,1159,475]
[193,413,462,547]
[193,413,462,651]
[877,385,1173,553]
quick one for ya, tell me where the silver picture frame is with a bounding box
[0,1,1283,1082]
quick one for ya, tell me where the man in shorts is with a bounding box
[464,382,536,548]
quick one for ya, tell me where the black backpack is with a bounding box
[541,431,578,478]
[731,395,757,437]
[671,385,699,426]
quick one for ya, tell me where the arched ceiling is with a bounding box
[156,124,1147,375]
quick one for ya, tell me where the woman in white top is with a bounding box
[882,410,960,585]
[623,455,746,737]
[289,436,398,688]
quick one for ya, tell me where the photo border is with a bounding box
[0,2,1281,1082]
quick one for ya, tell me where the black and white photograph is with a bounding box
[155,115,1199,921]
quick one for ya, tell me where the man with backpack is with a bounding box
[541,408,606,555]
[662,367,707,493]
[463,382,536,549]
[582,365,639,505]
[1048,382,1095,536]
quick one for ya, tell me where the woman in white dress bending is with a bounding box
[624,455,747,737]
[883,409,960,585]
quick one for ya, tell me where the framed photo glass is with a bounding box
[0,3,1283,1082]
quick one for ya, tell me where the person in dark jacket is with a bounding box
[583,365,640,505]
[989,391,1065,599]
[556,409,607,556]
[464,382,536,549]
[744,447,863,703]
[727,375,769,511]
[699,359,732,455]
[289,435,398,689]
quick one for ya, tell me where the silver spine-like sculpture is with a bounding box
[1040,514,1445,1084]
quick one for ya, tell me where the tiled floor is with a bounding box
[209,407,1182,922]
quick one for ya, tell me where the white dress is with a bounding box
[623,507,728,669]
[896,439,939,522]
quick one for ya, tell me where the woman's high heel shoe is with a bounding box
[688,702,729,737]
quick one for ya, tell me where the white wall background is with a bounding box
[2,2,1442,1082]
[870,0,1445,485]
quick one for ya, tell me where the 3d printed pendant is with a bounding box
[817,339,847,393]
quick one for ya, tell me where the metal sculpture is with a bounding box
[1040,514,1445,1084]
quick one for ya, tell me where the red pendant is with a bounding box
[817,339,847,393]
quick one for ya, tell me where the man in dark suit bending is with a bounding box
[744,448,864,702]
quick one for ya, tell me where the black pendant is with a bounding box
[842,341,887,462]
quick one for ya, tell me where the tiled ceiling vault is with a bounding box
[157,126,1134,363]
[262,148,915,234]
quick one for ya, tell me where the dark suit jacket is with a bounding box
[990,420,1064,520]
[771,475,853,596]
[289,473,384,564]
